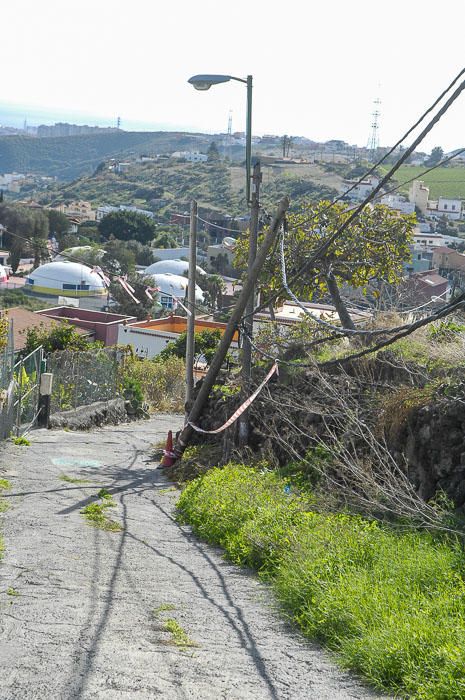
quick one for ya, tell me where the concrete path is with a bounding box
[0,418,385,699]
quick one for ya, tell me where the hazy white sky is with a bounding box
[2,0,465,150]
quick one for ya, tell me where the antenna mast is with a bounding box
[367,97,381,157]
[227,110,233,162]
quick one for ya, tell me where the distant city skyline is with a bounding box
[1,0,464,152]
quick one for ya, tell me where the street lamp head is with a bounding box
[188,74,232,91]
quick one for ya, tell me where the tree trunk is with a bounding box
[326,273,356,330]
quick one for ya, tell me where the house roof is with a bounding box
[7,307,89,351]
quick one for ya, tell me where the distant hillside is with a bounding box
[37,159,340,218]
[0,131,212,180]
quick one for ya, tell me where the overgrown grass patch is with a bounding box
[178,464,465,698]
[163,618,197,648]
[80,492,123,532]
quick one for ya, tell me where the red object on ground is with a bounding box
[160,430,176,468]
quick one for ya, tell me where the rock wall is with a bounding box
[49,398,128,431]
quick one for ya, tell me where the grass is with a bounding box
[6,587,19,596]
[12,436,30,446]
[379,163,465,200]
[80,492,123,532]
[163,618,197,648]
[178,464,465,699]
[59,474,92,484]
[0,479,11,490]
[153,603,177,615]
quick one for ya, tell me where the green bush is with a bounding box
[177,464,465,698]
[122,355,185,413]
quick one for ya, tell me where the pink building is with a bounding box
[36,307,137,346]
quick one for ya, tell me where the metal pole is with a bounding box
[245,75,253,204]
[185,199,197,414]
[238,160,261,446]
[172,196,289,461]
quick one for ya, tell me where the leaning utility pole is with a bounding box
[238,160,261,445]
[172,196,289,461]
[185,199,197,412]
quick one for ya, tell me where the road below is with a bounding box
[0,417,386,699]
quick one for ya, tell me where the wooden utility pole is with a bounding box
[172,196,289,460]
[185,199,197,413]
[238,160,261,446]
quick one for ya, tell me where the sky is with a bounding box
[2,0,465,152]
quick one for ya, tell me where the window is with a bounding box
[63,283,90,291]
[452,204,456,210]
[26,278,34,285]
[444,204,448,210]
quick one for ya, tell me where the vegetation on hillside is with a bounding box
[379,163,465,200]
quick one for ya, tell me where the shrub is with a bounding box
[122,355,185,413]
[178,464,465,698]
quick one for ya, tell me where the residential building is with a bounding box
[96,204,154,221]
[36,307,136,346]
[413,232,462,248]
[117,316,239,360]
[340,175,380,201]
[401,269,448,307]
[409,180,429,214]
[52,200,96,223]
[380,194,415,215]
[432,246,465,275]
[7,307,90,353]
[171,151,208,163]
[428,197,463,220]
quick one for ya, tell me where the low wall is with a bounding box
[49,398,127,431]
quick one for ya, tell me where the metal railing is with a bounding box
[0,320,15,439]
[13,346,44,436]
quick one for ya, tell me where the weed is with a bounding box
[7,587,19,596]
[158,486,177,494]
[178,464,465,698]
[163,618,197,648]
[80,493,122,532]
[97,488,112,499]
[153,603,177,615]
[59,474,91,484]
[0,479,11,490]
[12,436,30,446]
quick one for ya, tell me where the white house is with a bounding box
[340,175,380,201]
[171,151,208,163]
[428,197,463,221]
[380,195,415,215]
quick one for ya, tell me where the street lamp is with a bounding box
[188,73,253,203]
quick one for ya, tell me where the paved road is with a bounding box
[0,418,385,699]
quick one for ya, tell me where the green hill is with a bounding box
[0,131,212,180]
[380,164,465,200]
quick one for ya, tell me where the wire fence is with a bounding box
[48,347,122,414]
[0,320,15,439]
[13,346,44,436]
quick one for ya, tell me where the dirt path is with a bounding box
[0,418,385,700]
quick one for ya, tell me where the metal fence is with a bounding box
[13,346,44,436]
[48,347,122,414]
[0,320,15,439]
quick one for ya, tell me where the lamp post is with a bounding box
[188,72,258,445]
[188,74,253,203]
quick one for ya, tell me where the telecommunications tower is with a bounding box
[367,98,381,154]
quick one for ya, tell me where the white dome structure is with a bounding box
[145,259,206,278]
[147,272,204,304]
[25,261,106,297]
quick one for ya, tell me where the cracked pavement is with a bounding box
[0,417,387,699]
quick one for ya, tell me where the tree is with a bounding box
[109,274,158,320]
[47,210,70,241]
[426,146,444,167]
[234,200,415,329]
[98,210,157,244]
[22,323,93,357]
[158,328,221,365]
[153,231,178,249]
[102,239,136,275]
[202,274,226,310]
[207,141,220,162]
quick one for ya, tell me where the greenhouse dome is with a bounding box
[144,259,206,278]
[25,261,106,297]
